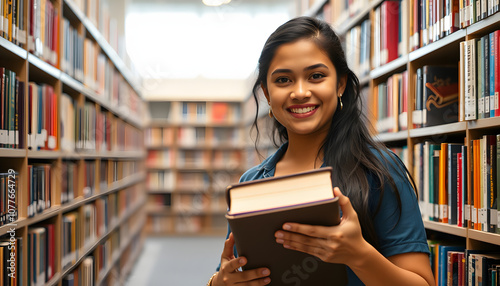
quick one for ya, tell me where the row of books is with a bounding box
[177,126,242,147]
[414,138,500,234]
[28,0,60,67]
[0,0,26,47]
[148,193,172,208]
[28,223,56,286]
[428,241,500,286]
[27,164,52,218]
[460,0,500,28]
[330,0,370,27]
[375,71,409,133]
[115,119,142,151]
[146,150,174,168]
[408,0,461,52]
[28,82,58,150]
[178,102,242,124]
[372,0,408,68]
[1,68,24,149]
[146,170,175,191]
[0,235,22,286]
[460,31,500,121]
[0,171,19,227]
[145,127,174,147]
[345,19,371,78]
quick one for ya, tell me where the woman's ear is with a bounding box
[261,83,271,104]
[338,75,347,95]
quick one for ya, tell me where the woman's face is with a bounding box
[263,39,345,138]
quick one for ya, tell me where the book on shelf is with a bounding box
[225,167,347,285]
[0,235,22,286]
[28,223,56,285]
[62,211,80,270]
[27,164,52,217]
[1,68,24,149]
[420,65,459,127]
[1,170,19,227]
[28,82,58,150]
[28,0,59,67]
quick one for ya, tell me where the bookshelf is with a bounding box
[0,0,146,285]
[144,100,245,235]
[312,0,500,283]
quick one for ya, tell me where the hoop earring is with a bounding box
[339,94,343,110]
[269,109,274,118]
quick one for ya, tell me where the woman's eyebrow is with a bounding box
[304,63,328,71]
[271,63,328,76]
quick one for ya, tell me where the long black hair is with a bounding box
[251,16,415,249]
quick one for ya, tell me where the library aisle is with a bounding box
[125,235,225,286]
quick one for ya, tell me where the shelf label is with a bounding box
[465,204,470,220]
[490,209,498,226]
[478,208,487,224]
[472,206,477,223]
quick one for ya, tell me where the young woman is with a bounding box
[207,16,435,286]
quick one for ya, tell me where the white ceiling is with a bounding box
[125,0,298,100]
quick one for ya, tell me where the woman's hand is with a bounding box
[274,187,371,268]
[213,233,271,286]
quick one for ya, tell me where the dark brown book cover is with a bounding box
[226,168,348,285]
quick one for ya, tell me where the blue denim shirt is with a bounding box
[219,143,429,285]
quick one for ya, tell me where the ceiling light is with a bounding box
[202,0,231,7]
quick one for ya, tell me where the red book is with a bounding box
[495,30,500,117]
[382,1,400,64]
[457,152,463,227]
[457,252,465,286]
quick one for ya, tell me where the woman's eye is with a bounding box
[310,73,325,80]
[275,77,290,84]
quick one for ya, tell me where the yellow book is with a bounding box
[439,143,448,223]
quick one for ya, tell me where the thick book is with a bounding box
[422,65,459,127]
[226,167,348,285]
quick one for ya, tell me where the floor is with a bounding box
[125,235,226,286]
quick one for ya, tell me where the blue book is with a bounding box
[439,245,465,286]
[490,32,495,118]
[483,34,490,118]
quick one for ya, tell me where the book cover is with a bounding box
[439,143,449,223]
[422,65,459,127]
[226,167,347,285]
[448,143,462,225]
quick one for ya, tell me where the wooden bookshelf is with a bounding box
[312,0,500,283]
[144,100,245,235]
[0,1,146,286]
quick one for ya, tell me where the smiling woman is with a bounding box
[208,16,436,286]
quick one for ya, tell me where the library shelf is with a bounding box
[118,240,144,286]
[408,29,466,62]
[466,10,500,36]
[328,1,500,277]
[358,74,371,86]
[304,0,329,17]
[373,130,409,143]
[0,206,61,236]
[0,148,26,157]
[63,0,141,95]
[468,230,500,246]
[27,150,63,159]
[57,198,146,286]
[467,116,500,130]
[145,100,244,235]
[423,221,467,238]
[0,36,28,59]
[333,0,383,35]
[27,53,62,80]
[370,55,409,80]
[96,216,146,286]
[409,122,467,138]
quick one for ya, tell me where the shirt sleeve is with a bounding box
[369,152,430,258]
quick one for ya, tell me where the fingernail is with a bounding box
[283,224,291,230]
[275,232,283,238]
[262,269,270,275]
[264,277,271,284]
[276,238,284,243]
[239,258,245,264]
